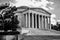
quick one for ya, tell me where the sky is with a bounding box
[0,0,60,20]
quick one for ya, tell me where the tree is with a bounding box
[0,3,19,31]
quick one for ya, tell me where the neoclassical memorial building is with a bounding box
[15,6,51,30]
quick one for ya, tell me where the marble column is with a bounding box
[24,14,26,27]
[45,16,47,29]
[26,13,27,27]
[29,13,30,28]
[49,17,51,30]
[27,13,29,28]
[48,17,49,29]
[39,15,40,28]
[40,15,42,29]
[43,16,45,29]
[42,15,43,29]
[46,17,48,29]
[35,14,37,28]
[32,14,34,28]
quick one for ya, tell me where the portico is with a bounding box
[15,6,51,30]
[23,9,51,30]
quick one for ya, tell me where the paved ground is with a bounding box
[17,28,60,35]
[18,34,60,40]
[17,28,60,40]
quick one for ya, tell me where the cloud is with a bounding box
[10,0,54,10]
[51,14,56,17]
[51,14,57,25]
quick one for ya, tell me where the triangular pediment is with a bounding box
[29,8,51,15]
[14,6,51,15]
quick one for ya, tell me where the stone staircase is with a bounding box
[21,28,60,35]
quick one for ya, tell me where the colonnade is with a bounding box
[24,13,51,30]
